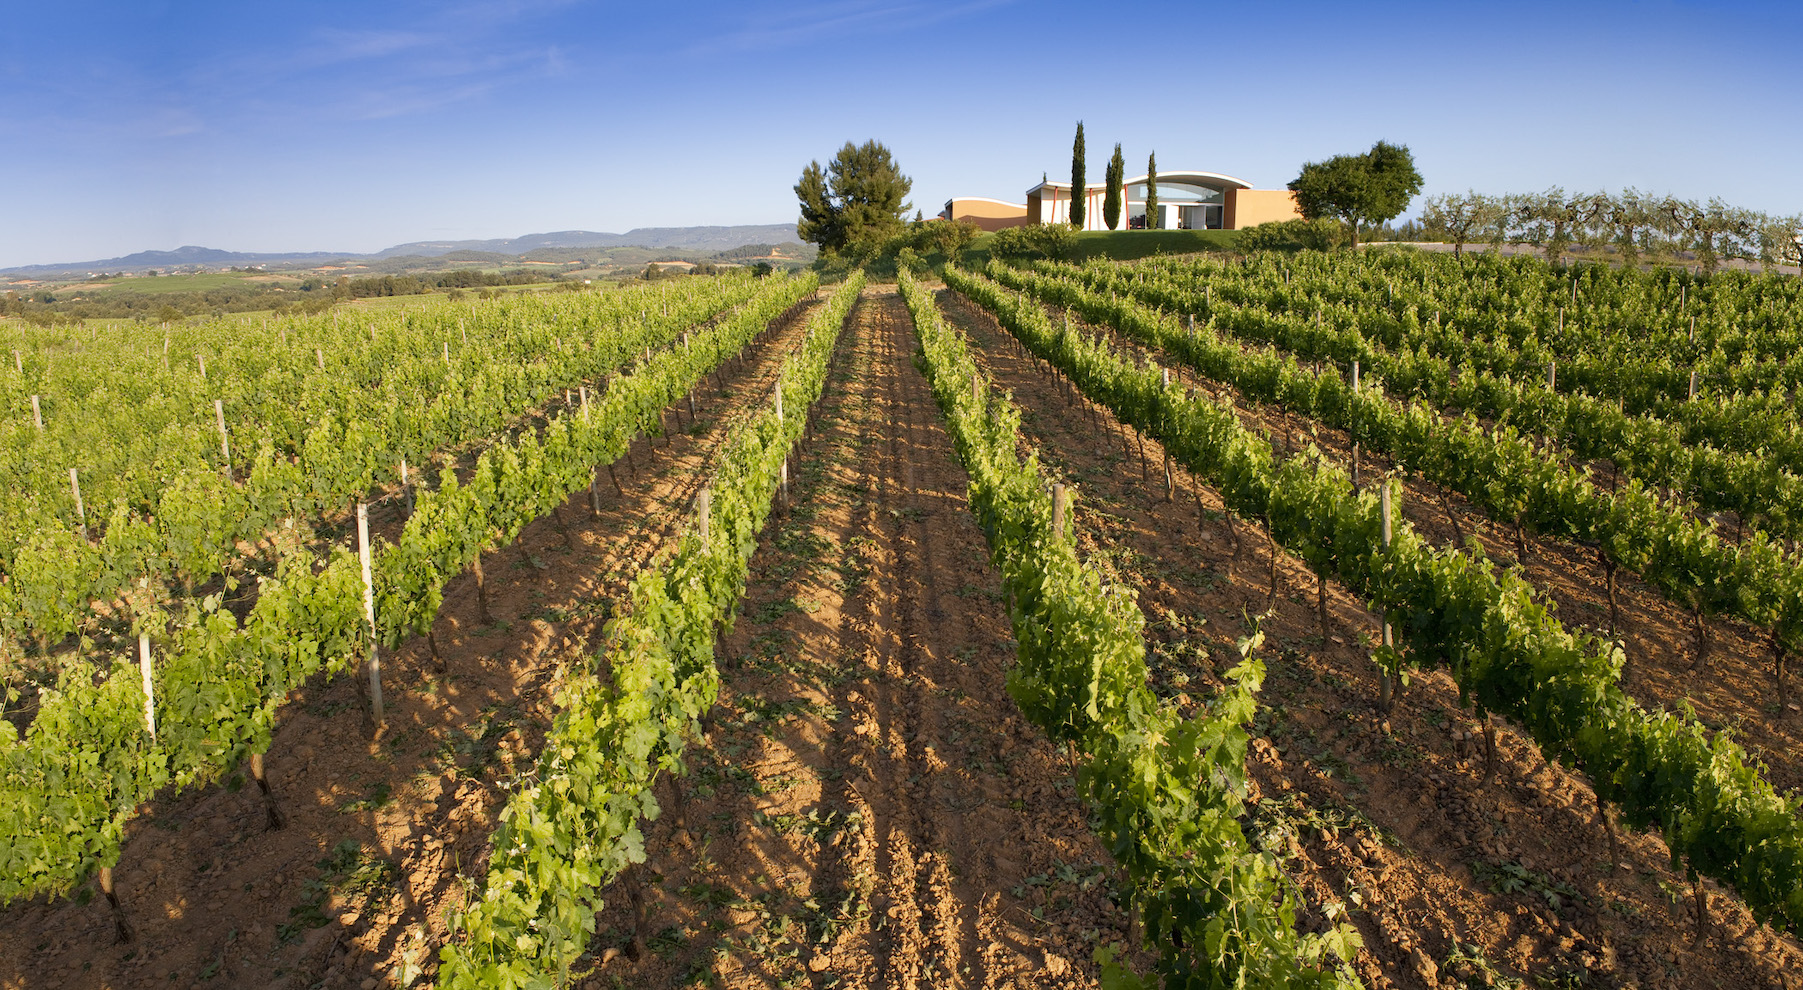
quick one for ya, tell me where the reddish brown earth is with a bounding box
[1154,305,1803,800]
[0,302,817,990]
[569,289,1130,990]
[938,285,1803,990]
[13,278,1802,990]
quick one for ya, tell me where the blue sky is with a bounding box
[1,0,1798,268]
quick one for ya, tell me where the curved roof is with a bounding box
[1126,170,1252,190]
[1029,169,1254,195]
[947,196,1028,209]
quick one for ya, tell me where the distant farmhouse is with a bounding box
[942,170,1300,232]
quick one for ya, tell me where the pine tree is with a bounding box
[1103,143,1125,231]
[1069,122,1087,229]
[1145,152,1160,230]
[794,140,914,252]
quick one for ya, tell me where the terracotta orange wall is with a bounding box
[1225,189,1301,229]
[950,199,1029,232]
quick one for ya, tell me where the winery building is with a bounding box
[941,170,1300,232]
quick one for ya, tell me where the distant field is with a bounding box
[70,271,286,295]
[340,282,582,312]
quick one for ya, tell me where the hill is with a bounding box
[374,225,801,258]
[2,224,804,279]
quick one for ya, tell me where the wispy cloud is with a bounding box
[309,28,441,64]
[168,4,581,126]
[686,0,1015,56]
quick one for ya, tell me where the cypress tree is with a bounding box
[1145,151,1160,230]
[1069,121,1087,229]
[1103,143,1125,231]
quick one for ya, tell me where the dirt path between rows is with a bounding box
[573,288,1127,990]
[1144,306,1803,799]
[940,286,1803,990]
[0,300,818,990]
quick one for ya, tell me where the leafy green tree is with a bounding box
[1145,152,1159,230]
[794,140,914,253]
[1287,140,1423,249]
[1103,143,1125,230]
[1070,122,1087,229]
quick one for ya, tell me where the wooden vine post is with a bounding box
[1161,369,1175,501]
[1689,369,1699,401]
[1379,484,1396,712]
[776,383,788,506]
[698,487,711,541]
[214,399,232,482]
[315,348,324,371]
[70,468,88,542]
[1051,483,1067,542]
[1547,360,1557,392]
[96,629,166,943]
[399,457,413,519]
[138,634,157,742]
[30,394,43,431]
[356,504,383,730]
[1349,362,1361,488]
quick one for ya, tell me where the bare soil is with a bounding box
[567,289,1129,990]
[14,278,1802,990]
[0,302,818,990]
[939,286,1803,990]
[1139,308,1803,800]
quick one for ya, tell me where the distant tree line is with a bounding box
[716,243,809,261]
[331,268,551,298]
[0,267,571,325]
[1422,189,1803,271]
[2,284,333,323]
[641,262,737,279]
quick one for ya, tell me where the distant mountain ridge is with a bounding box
[3,224,803,278]
[375,225,801,258]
